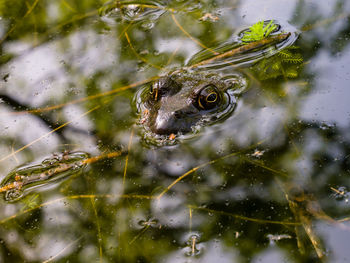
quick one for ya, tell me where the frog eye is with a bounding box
[197,85,221,110]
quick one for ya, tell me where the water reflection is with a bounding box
[1,0,350,262]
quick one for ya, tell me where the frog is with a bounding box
[135,70,242,143]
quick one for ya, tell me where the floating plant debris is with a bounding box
[331,186,349,203]
[267,233,292,244]
[0,151,90,202]
[184,234,202,257]
[187,20,299,70]
[241,20,278,43]
[99,0,166,25]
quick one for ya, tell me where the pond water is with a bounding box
[1,0,350,262]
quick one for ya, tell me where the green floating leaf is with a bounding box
[241,20,278,43]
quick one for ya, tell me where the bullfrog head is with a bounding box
[135,70,241,143]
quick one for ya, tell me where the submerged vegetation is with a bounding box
[252,46,304,80]
[240,20,304,80]
[0,0,350,262]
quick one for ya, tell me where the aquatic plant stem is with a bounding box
[123,128,134,187]
[188,33,291,69]
[0,194,155,224]
[156,140,266,199]
[129,225,150,245]
[171,13,218,55]
[189,207,193,233]
[90,197,103,263]
[82,151,125,165]
[3,76,159,115]
[125,32,163,70]
[0,105,100,164]
[42,236,83,263]
[0,0,40,44]
[188,205,300,226]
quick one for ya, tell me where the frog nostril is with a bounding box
[173,111,182,119]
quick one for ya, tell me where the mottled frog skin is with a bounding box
[136,70,239,139]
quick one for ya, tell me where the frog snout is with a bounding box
[151,110,193,135]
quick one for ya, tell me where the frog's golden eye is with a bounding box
[206,92,218,103]
[197,85,221,110]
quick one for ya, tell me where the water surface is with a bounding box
[1,0,350,262]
